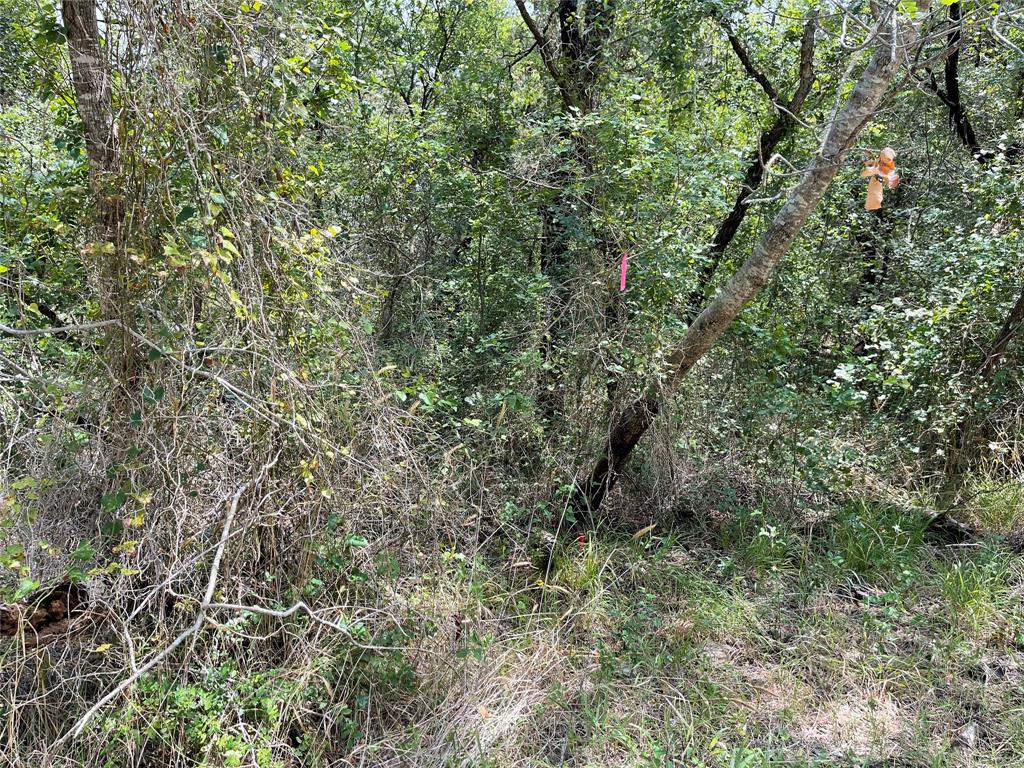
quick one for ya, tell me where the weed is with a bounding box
[941,545,1009,627]
[720,506,804,578]
[825,499,926,581]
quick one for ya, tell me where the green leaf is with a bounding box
[11,476,37,490]
[101,518,125,537]
[175,205,197,224]
[209,125,229,146]
[14,579,40,601]
[101,490,127,512]
[142,385,165,405]
[71,541,97,562]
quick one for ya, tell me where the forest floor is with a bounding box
[385,486,1024,767]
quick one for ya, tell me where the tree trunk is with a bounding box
[577,14,908,514]
[942,1,981,157]
[976,287,1024,382]
[63,0,136,396]
[514,0,617,424]
[923,0,1023,163]
[64,1,118,180]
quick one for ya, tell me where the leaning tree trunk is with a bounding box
[576,9,915,514]
[684,15,818,321]
[63,0,136,399]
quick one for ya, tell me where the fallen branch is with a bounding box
[0,319,119,337]
[51,452,280,748]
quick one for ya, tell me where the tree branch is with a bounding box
[921,1,1022,163]
[724,24,779,104]
[512,0,565,87]
[0,319,119,336]
[788,12,818,112]
[942,0,982,157]
[684,14,818,322]
[53,453,281,746]
[977,285,1024,382]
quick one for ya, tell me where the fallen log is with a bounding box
[0,581,89,647]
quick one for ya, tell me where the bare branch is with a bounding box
[0,319,119,336]
[53,453,281,746]
[512,0,564,86]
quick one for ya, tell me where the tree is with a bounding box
[576,6,919,514]
[921,0,1023,164]
[684,13,818,321]
[514,0,620,422]
[62,0,136,405]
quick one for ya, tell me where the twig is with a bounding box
[992,6,1024,58]
[50,452,281,750]
[0,319,119,337]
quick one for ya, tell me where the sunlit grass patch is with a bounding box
[551,539,609,595]
[482,520,1024,767]
[940,545,1011,629]
[822,498,927,582]
[961,478,1024,535]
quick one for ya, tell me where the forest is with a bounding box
[0,0,1023,765]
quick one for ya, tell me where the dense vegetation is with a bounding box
[1,0,1022,765]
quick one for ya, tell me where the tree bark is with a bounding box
[577,14,908,514]
[63,0,136,395]
[977,286,1024,383]
[942,1,981,157]
[64,0,118,181]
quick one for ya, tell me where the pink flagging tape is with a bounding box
[620,252,629,292]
